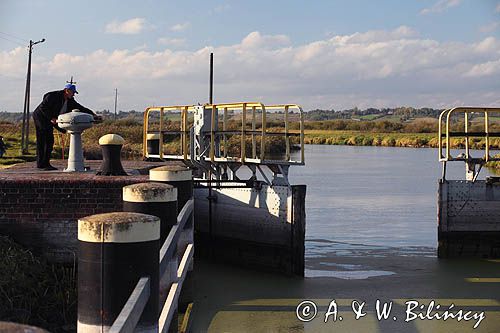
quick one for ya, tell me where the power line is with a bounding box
[0,31,29,43]
[0,35,25,47]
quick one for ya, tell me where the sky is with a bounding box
[0,0,499,112]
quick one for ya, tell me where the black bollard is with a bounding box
[146,133,160,156]
[78,212,160,332]
[122,182,178,245]
[96,134,127,176]
[149,165,192,213]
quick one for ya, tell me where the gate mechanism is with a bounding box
[143,102,305,186]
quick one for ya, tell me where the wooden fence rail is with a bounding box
[109,199,195,333]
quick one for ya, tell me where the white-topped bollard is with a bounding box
[78,212,160,332]
[149,165,193,213]
[96,134,127,176]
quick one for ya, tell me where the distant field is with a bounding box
[3,115,500,168]
[356,114,384,121]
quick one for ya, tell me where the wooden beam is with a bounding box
[109,277,150,333]
[159,244,194,333]
[159,199,194,276]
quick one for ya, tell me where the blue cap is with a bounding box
[64,83,78,94]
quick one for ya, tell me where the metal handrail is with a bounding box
[143,102,305,165]
[143,105,195,160]
[438,107,500,162]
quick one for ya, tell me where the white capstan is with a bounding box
[57,109,95,172]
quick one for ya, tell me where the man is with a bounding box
[33,84,98,170]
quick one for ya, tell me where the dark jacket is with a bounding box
[33,90,95,126]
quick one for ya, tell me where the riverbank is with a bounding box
[303,130,500,149]
[3,120,500,169]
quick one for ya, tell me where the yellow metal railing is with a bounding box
[143,105,194,160]
[438,107,500,162]
[143,102,305,165]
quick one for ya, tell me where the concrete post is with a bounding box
[122,182,178,244]
[77,212,160,332]
[149,166,192,213]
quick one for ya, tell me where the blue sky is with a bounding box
[1,0,499,112]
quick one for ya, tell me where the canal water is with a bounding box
[294,145,497,273]
[191,145,500,332]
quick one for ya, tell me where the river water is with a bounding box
[290,145,497,266]
[191,145,500,332]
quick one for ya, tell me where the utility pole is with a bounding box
[21,38,45,154]
[114,88,118,120]
[66,76,76,85]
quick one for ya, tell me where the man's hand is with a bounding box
[50,118,57,125]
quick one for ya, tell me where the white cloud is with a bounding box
[157,37,186,47]
[240,31,290,49]
[105,18,146,34]
[473,36,500,53]
[464,59,500,77]
[420,0,461,15]
[343,26,417,43]
[0,47,26,77]
[170,22,190,32]
[1,28,500,112]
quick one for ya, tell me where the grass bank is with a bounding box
[304,130,500,150]
[0,236,76,332]
[3,121,500,168]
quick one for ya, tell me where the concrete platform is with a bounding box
[1,159,168,176]
[0,159,175,262]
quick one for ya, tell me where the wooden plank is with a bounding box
[159,244,194,333]
[177,244,194,280]
[109,277,150,333]
[160,225,179,277]
[159,199,194,277]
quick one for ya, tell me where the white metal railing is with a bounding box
[109,199,194,332]
[438,107,500,162]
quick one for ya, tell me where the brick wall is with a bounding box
[0,175,149,263]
